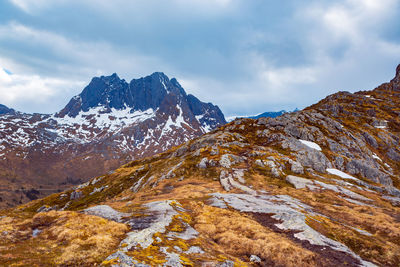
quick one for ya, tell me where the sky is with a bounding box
[0,0,399,117]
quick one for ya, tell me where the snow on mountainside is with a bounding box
[0,72,226,208]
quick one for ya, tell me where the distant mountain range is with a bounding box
[227,109,298,121]
[0,72,226,207]
[0,104,14,115]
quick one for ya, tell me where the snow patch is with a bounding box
[299,139,322,151]
[372,153,382,161]
[326,168,358,181]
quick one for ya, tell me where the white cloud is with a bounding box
[304,0,397,47]
[0,22,171,113]
[0,67,83,106]
[3,0,400,116]
[238,0,400,114]
[0,21,169,76]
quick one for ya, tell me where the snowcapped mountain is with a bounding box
[0,72,226,207]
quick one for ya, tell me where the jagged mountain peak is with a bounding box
[55,72,226,131]
[56,72,201,118]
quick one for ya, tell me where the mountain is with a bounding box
[0,104,14,115]
[227,109,298,121]
[0,72,226,208]
[249,110,287,119]
[1,65,400,266]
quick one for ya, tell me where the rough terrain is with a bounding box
[1,66,400,266]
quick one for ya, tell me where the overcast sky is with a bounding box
[0,0,399,117]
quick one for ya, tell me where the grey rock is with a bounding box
[386,148,400,161]
[264,160,282,178]
[383,195,400,206]
[255,159,265,167]
[218,260,234,267]
[295,149,332,173]
[70,191,83,200]
[32,229,42,237]
[83,205,129,222]
[219,154,232,168]
[250,255,261,263]
[290,160,304,174]
[198,158,208,169]
[37,205,55,213]
[220,170,233,191]
[286,175,315,190]
[346,159,392,186]
[185,246,205,254]
[361,132,378,148]
[210,145,219,156]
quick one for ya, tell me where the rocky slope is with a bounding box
[1,65,400,266]
[0,72,225,208]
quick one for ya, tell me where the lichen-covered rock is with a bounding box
[70,191,83,200]
[290,160,304,174]
[83,205,129,222]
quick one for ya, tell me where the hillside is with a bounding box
[1,66,400,266]
[0,72,225,208]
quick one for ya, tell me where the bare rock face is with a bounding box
[391,64,400,90]
[0,72,226,208]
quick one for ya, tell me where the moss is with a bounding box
[126,245,167,265]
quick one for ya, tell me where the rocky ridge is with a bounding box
[1,65,400,266]
[0,72,225,208]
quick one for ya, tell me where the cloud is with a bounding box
[1,0,400,116]
[0,22,162,76]
[0,67,83,111]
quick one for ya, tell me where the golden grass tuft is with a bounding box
[193,204,317,267]
[0,211,129,266]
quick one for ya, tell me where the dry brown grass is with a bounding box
[192,203,317,267]
[276,183,400,265]
[0,211,129,266]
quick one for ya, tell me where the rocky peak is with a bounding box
[392,64,400,90]
[56,72,226,129]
